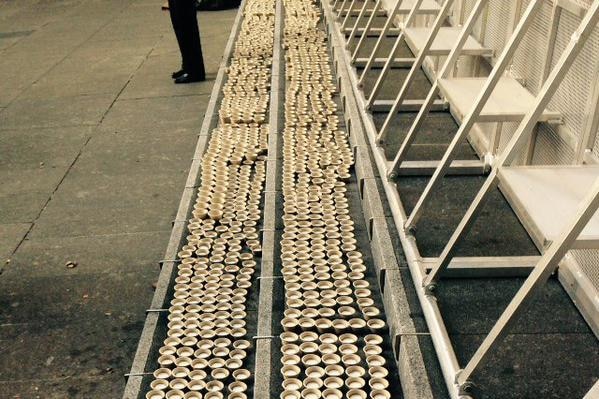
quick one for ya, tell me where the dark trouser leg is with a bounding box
[178,0,205,77]
[168,0,186,70]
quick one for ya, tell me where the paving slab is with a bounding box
[0,192,50,225]
[0,94,116,130]
[0,167,68,198]
[67,131,196,177]
[0,126,92,170]
[98,95,210,131]
[0,368,124,399]
[120,54,221,100]
[0,223,31,264]
[437,277,593,335]
[0,319,140,399]
[29,196,179,239]
[452,332,599,399]
[2,230,169,278]
[0,268,155,329]
[0,2,238,398]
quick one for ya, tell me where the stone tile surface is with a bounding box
[0,1,237,397]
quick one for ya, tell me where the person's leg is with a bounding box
[186,4,206,78]
[175,0,206,82]
[168,0,187,76]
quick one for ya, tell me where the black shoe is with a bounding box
[196,0,240,11]
[172,69,185,79]
[174,73,206,84]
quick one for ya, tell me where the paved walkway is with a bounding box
[0,1,236,397]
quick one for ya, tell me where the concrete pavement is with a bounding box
[0,1,237,397]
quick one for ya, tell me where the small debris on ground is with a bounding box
[65,261,77,269]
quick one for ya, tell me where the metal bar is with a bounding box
[559,256,599,339]
[121,1,249,397]
[376,0,455,141]
[339,8,387,17]
[458,179,599,388]
[421,255,540,268]
[425,0,599,288]
[321,3,469,398]
[347,0,371,48]
[353,56,414,68]
[341,0,357,29]
[357,0,410,85]
[404,0,543,230]
[344,27,402,36]
[387,0,490,176]
[396,159,486,176]
[583,378,599,399]
[351,0,383,62]
[364,0,424,104]
[370,98,446,112]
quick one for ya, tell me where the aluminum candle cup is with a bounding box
[369,390,391,399]
[150,379,169,391]
[153,368,172,379]
[229,381,248,393]
[301,389,321,399]
[281,391,301,399]
[166,390,185,399]
[343,389,367,399]
[322,388,343,399]
[233,368,251,381]
[146,391,165,399]
[367,318,386,332]
[282,343,301,356]
[305,366,326,378]
[345,377,366,389]
[301,353,321,367]
[187,380,205,391]
[339,343,358,356]
[364,344,383,356]
[281,365,301,378]
[368,366,388,379]
[341,354,361,366]
[171,367,190,379]
[345,365,366,378]
[318,343,337,355]
[211,368,230,380]
[189,370,207,380]
[348,318,367,331]
[303,377,324,389]
[366,354,386,367]
[282,354,301,366]
[369,377,390,390]
[282,377,302,391]
[364,334,383,345]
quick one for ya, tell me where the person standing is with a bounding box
[168,0,206,83]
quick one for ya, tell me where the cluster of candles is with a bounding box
[145,0,275,398]
[279,1,392,399]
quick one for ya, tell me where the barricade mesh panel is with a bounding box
[481,1,512,57]
[573,249,599,292]
[532,124,574,164]
[548,8,599,142]
[512,0,552,95]
[447,0,599,295]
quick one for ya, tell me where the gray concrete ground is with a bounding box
[0,1,236,397]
